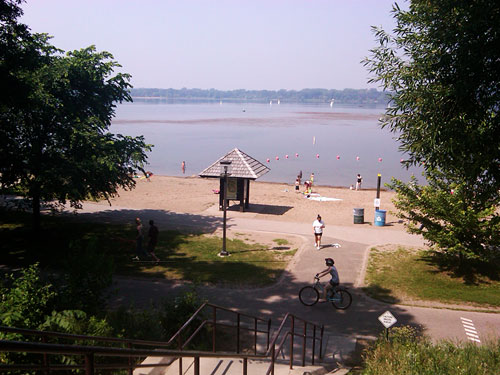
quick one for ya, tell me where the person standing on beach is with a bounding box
[298,170,302,184]
[295,177,300,192]
[312,214,325,249]
[356,174,363,190]
[181,161,186,174]
[147,220,160,262]
[310,173,315,187]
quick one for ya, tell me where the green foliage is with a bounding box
[364,1,500,188]
[361,326,500,375]
[107,289,209,348]
[0,2,152,231]
[158,288,210,349]
[364,1,500,266]
[56,236,115,315]
[389,175,500,264]
[0,263,56,330]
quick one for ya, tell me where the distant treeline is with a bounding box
[130,87,389,104]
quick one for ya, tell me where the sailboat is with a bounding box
[278,99,280,105]
[330,99,335,108]
[270,100,273,106]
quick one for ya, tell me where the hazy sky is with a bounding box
[20,0,403,91]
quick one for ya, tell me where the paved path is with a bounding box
[76,202,500,343]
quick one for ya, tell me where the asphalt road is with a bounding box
[73,202,500,344]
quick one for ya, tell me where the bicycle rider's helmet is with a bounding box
[325,258,334,266]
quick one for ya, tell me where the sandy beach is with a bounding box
[96,175,405,230]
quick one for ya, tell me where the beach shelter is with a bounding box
[199,148,270,211]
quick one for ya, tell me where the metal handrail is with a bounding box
[263,313,324,375]
[0,305,325,375]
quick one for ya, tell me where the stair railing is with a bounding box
[0,304,325,375]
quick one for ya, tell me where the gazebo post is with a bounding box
[245,179,250,209]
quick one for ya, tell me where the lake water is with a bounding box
[111,101,421,188]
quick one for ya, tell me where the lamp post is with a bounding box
[219,160,232,257]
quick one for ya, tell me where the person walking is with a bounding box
[133,218,147,260]
[356,173,363,190]
[312,214,325,249]
[147,220,160,262]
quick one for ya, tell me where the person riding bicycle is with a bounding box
[316,258,339,301]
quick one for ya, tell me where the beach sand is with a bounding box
[96,175,405,230]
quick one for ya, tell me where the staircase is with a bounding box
[0,303,362,375]
[133,331,358,375]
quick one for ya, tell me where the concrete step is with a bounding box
[132,333,358,375]
[164,356,337,375]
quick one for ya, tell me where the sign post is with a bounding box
[375,174,381,210]
[378,310,397,341]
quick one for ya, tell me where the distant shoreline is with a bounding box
[130,96,387,106]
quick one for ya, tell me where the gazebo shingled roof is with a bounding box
[199,148,270,179]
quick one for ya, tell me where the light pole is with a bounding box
[219,160,232,257]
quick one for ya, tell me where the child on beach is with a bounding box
[295,178,300,192]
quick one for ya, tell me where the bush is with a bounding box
[362,326,500,375]
[56,236,114,315]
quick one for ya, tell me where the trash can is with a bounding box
[353,208,364,224]
[374,209,386,226]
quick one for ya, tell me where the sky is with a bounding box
[20,0,404,91]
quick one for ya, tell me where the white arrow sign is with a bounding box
[378,310,397,329]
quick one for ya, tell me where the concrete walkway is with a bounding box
[72,202,500,344]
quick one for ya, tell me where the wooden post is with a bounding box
[245,179,250,208]
[84,353,94,375]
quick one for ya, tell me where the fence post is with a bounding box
[243,357,248,375]
[312,325,316,365]
[237,313,241,354]
[289,316,295,369]
[254,318,257,355]
[84,353,94,375]
[302,321,306,367]
[128,342,133,375]
[178,334,183,375]
[42,334,49,375]
[267,319,271,351]
[194,356,200,375]
[319,325,324,360]
[213,305,217,352]
[271,345,275,375]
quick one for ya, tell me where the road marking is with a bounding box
[460,317,480,343]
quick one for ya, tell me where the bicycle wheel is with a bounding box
[299,286,319,306]
[330,289,352,310]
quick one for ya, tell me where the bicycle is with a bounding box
[299,277,352,309]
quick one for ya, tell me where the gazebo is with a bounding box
[199,148,270,212]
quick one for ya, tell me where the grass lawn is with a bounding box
[363,245,500,308]
[0,209,297,287]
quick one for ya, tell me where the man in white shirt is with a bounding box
[312,214,325,249]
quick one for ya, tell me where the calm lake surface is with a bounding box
[111,101,421,188]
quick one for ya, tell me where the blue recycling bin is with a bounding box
[374,209,386,226]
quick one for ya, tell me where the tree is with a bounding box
[1,0,151,231]
[363,1,500,264]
